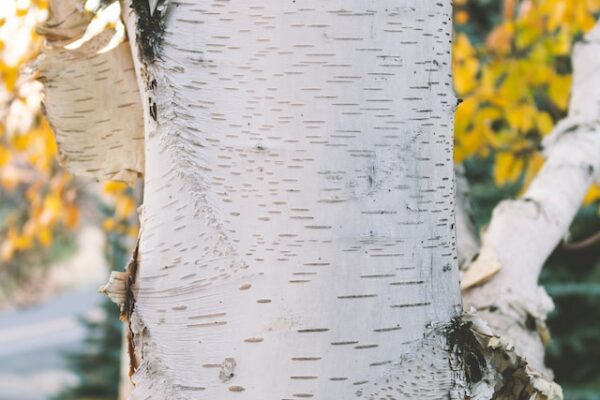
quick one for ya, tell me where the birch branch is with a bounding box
[38,0,144,184]
[461,22,600,385]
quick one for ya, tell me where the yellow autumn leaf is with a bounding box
[13,232,33,251]
[515,22,541,50]
[522,152,546,190]
[583,185,600,205]
[536,111,554,135]
[505,103,536,133]
[38,227,53,247]
[103,180,128,194]
[39,193,62,225]
[523,47,552,86]
[115,195,136,218]
[459,130,487,161]
[0,65,19,92]
[455,10,469,25]
[103,218,117,231]
[575,1,597,31]
[453,33,479,96]
[0,145,10,166]
[495,152,525,185]
[498,69,527,103]
[454,58,479,96]
[549,73,572,110]
[454,97,477,137]
[545,0,569,31]
[552,28,572,55]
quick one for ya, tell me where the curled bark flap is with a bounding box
[460,241,501,290]
[99,270,128,309]
[36,0,91,45]
[39,2,144,184]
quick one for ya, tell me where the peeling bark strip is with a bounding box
[100,238,141,376]
[39,2,144,184]
[457,313,562,400]
[460,22,600,396]
[122,1,465,399]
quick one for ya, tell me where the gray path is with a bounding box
[0,285,105,400]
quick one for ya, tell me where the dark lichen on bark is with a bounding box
[445,316,487,385]
[130,0,168,63]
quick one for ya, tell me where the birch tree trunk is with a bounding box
[42,0,472,398]
[124,1,466,398]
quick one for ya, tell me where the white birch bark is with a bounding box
[120,1,465,399]
[461,22,600,390]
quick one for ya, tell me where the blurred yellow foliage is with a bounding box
[102,181,139,239]
[102,178,139,238]
[0,0,80,262]
[453,0,600,203]
[0,0,139,266]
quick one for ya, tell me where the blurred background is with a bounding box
[0,0,599,399]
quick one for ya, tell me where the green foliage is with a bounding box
[542,206,600,396]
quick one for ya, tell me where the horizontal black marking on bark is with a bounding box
[390,301,431,308]
[337,294,377,299]
[389,280,425,285]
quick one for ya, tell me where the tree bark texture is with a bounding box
[123,1,465,399]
